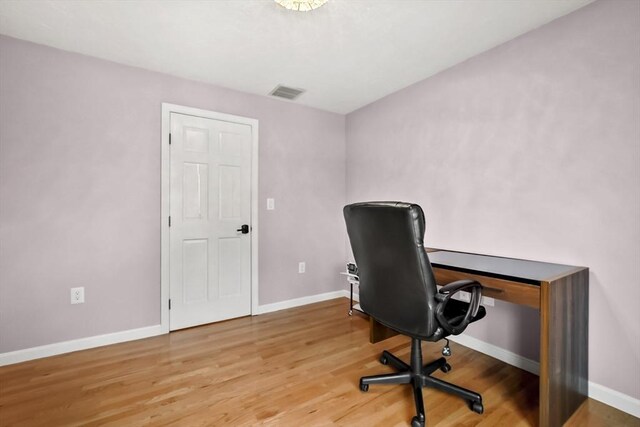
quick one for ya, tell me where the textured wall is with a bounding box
[0,36,346,353]
[346,0,639,399]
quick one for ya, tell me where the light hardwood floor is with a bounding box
[0,298,637,426]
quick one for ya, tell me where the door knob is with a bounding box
[237,224,250,234]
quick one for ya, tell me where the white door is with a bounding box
[169,112,252,331]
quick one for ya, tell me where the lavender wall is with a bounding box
[346,0,639,399]
[0,36,346,353]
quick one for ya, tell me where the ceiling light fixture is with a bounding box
[275,0,328,12]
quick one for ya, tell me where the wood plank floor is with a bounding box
[0,298,637,426]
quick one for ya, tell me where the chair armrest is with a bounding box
[435,279,483,335]
[437,279,481,298]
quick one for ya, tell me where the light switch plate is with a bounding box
[267,198,275,210]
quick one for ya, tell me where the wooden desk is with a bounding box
[368,249,589,427]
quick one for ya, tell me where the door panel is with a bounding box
[183,163,208,219]
[219,165,242,219]
[219,238,243,297]
[182,239,209,303]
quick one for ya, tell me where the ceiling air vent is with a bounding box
[269,85,305,100]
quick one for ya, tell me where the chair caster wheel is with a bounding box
[360,382,369,392]
[471,401,484,414]
[440,363,451,373]
[411,415,425,427]
[379,355,388,365]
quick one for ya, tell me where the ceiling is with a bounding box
[0,0,594,114]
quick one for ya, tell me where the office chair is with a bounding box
[343,202,485,427]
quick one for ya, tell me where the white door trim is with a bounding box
[161,103,259,334]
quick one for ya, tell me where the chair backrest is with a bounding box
[343,202,438,339]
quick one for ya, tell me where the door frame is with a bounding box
[160,103,259,334]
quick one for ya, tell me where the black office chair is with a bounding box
[343,202,486,427]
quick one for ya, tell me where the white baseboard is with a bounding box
[339,289,359,301]
[448,333,540,375]
[0,324,163,366]
[449,333,639,418]
[256,290,347,315]
[0,289,351,366]
[588,381,640,418]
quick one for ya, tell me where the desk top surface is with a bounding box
[427,250,586,285]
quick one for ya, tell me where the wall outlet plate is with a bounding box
[436,285,491,306]
[481,296,495,306]
[456,291,471,302]
[71,287,85,304]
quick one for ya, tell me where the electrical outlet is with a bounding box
[267,198,275,210]
[70,287,85,304]
[482,296,495,306]
[298,262,306,273]
[456,291,471,302]
[437,286,487,305]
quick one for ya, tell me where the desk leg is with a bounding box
[539,269,589,427]
[349,282,353,316]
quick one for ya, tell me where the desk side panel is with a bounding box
[540,269,589,427]
[369,317,399,343]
